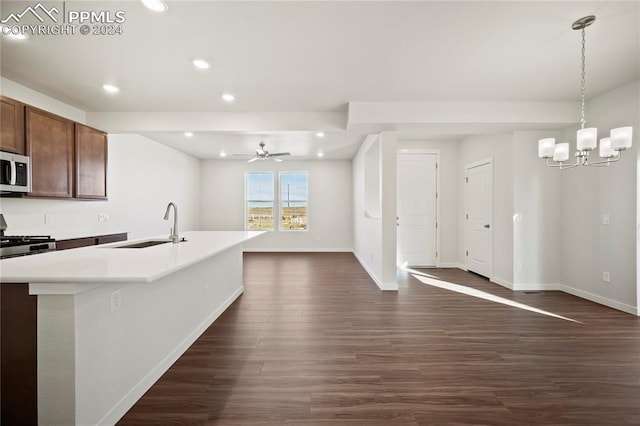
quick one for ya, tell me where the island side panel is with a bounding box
[1,284,38,426]
[73,244,244,425]
[37,295,76,425]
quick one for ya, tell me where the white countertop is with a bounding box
[0,231,265,284]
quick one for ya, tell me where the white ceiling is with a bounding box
[1,0,638,159]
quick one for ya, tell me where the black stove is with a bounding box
[0,214,56,259]
[0,235,56,259]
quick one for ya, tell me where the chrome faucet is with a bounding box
[163,202,179,243]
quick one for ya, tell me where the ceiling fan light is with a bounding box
[538,138,555,158]
[553,143,570,162]
[576,127,597,151]
[610,127,633,151]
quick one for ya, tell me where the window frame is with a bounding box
[245,171,275,231]
[278,171,309,232]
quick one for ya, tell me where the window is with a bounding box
[246,172,274,230]
[280,172,308,231]
[246,171,308,231]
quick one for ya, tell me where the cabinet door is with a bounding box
[26,107,74,198]
[97,233,127,245]
[55,237,97,251]
[0,96,25,154]
[75,124,108,199]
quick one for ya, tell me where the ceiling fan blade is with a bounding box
[269,152,291,157]
[247,157,260,163]
[232,154,252,157]
[273,158,283,162]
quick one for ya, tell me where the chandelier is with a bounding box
[538,15,633,169]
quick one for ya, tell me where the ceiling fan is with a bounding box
[233,141,290,162]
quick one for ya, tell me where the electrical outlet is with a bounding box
[98,213,109,222]
[110,289,122,312]
[44,214,53,225]
[602,272,610,283]
[516,260,523,271]
[602,214,610,225]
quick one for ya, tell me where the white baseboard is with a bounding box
[98,287,245,425]
[491,276,513,290]
[244,248,353,253]
[352,251,398,291]
[438,262,466,269]
[559,284,639,316]
[512,283,562,291]
[441,267,639,316]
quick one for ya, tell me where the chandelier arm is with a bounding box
[586,152,622,167]
[545,158,580,169]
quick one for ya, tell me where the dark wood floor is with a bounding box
[119,252,640,425]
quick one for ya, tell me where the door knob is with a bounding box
[484,224,490,228]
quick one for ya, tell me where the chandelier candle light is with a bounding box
[538,15,633,169]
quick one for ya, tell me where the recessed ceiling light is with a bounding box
[316,132,325,138]
[317,151,324,158]
[221,93,235,102]
[184,132,194,137]
[141,0,167,12]
[219,151,227,157]
[1,27,28,40]
[192,59,210,70]
[102,84,120,93]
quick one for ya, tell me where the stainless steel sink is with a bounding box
[112,240,171,249]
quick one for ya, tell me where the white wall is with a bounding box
[560,79,639,314]
[459,134,514,286]
[512,130,563,289]
[352,134,397,290]
[0,80,201,240]
[200,159,353,251]
[380,133,398,287]
[353,136,383,284]
[397,139,460,266]
[0,77,86,123]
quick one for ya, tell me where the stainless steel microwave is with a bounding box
[0,151,31,193]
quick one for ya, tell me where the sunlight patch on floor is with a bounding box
[406,268,581,323]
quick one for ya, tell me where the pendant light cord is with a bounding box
[580,27,587,129]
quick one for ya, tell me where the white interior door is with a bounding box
[465,160,492,278]
[397,153,437,267]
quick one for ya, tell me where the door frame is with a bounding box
[464,157,493,278]
[396,149,440,267]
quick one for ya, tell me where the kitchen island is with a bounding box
[0,231,264,425]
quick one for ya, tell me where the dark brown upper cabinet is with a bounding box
[0,96,25,154]
[26,106,74,198]
[75,124,108,199]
